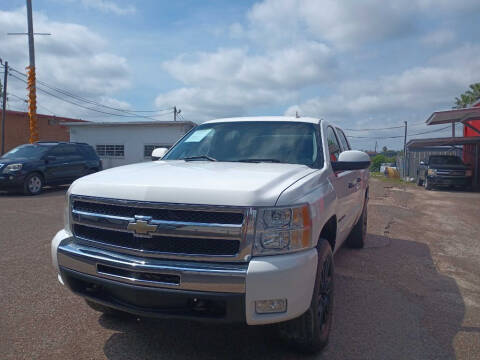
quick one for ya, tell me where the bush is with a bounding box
[370,154,396,172]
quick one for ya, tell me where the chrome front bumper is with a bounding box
[57,237,247,294]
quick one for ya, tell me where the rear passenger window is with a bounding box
[336,128,350,151]
[326,127,341,162]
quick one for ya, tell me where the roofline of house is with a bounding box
[0,109,87,122]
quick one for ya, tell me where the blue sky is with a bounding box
[1,0,479,150]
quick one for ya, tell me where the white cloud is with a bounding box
[157,42,335,120]
[0,7,131,118]
[81,0,136,15]
[286,44,480,123]
[421,29,455,47]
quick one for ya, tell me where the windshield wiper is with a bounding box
[183,155,217,162]
[236,158,282,163]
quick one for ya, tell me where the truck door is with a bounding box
[336,128,364,223]
[326,126,358,242]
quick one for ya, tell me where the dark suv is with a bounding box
[0,142,102,195]
[417,155,472,190]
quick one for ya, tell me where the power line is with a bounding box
[4,63,172,119]
[347,125,451,139]
[8,72,175,119]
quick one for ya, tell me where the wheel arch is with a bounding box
[319,215,337,252]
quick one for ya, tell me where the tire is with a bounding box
[23,173,44,195]
[85,299,123,316]
[416,177,423,186]
[278,240,334,353]
[424,177,432,191]
[345,198,367,249]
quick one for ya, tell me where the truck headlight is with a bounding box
[254,204,312,256]
[3,163,23,173]
[427,169,437,176]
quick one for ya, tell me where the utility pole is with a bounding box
[26,0,38,143]
[403,121,408,179]
[1,61,7,155]
[174,106,181,121]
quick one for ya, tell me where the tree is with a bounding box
[454,83,480,109]
[382,146,388,153]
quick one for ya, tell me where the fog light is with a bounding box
[255,299,287,314]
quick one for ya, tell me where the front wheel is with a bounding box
[278,240,334,353]
[424,177,432,190]
[23,173,43,195]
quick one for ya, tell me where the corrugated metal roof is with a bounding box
[426,107,480,125]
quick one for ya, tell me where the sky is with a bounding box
[1,0,479,150]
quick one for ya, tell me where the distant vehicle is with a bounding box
[0,142,102,195]
[417,155,472,190]
[380,162,396,174]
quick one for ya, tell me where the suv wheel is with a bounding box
[346,198,367,249]
[278,240,334,353]
[424,177,432,191]
[24,173,43,195]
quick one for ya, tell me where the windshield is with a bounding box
[164,121,322,167]
[429,156,464,165]
[1,144,51,160]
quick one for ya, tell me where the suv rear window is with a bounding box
[77,145,99,159]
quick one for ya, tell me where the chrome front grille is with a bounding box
[70,196,254,262]
[436,170,465,176]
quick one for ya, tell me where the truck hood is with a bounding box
[69,160,318,206]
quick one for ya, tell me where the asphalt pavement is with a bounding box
[1,180,479,359]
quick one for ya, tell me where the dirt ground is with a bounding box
[0,178,479,359]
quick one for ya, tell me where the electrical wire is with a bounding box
[9,72,174,120]
[4,64,173,119]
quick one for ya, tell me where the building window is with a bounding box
[144,144,170,158]
[96,144,124,158]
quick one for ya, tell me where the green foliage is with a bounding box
[454,83,480,109]
[370,154,396,172]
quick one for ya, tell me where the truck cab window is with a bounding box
[326,127,341,162]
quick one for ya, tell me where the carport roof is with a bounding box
[407,136,480,149]
[426,107,480,125]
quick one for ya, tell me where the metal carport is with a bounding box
[407,107,480,191]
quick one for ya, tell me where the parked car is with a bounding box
[417,155,472,190]
[51,117,370,353]
[0,141,102,195]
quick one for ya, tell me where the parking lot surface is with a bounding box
[1,179,479,359]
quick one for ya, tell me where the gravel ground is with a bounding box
[0,179,479,359]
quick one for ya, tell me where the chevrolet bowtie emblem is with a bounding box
[127,216,158,237]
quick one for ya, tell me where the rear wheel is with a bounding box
[23,173,43,195]
[278,240,334,353]
[416,176,423,186]
[424,177,432,190]
[346,198,367,249]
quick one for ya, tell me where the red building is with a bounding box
[463,100,480,170]
[0,110,87,154]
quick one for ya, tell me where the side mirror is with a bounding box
[420,161,425,166]
[45,155,56,163]
[151,147,168,160]
[331,150,370,171]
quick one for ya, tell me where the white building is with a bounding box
[67,121,195,168]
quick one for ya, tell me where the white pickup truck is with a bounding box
[51,116,370,352]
